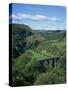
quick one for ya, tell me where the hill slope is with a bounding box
[10,24,45,58]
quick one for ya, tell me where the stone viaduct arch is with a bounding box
[36,57,61,71]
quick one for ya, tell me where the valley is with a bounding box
[11,24,66,86]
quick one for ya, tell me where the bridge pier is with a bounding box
[49,59,52,68]
[54,59,57,68]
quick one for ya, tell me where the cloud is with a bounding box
[49,17,60,21]
[10,13,47,21]
[10,13,60,21]
[9,14,21,20]
[17,13,47,20]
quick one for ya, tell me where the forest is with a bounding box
[11,24,66,86]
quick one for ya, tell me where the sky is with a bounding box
[9,3,66,30]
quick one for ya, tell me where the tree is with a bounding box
[34,68,65,85]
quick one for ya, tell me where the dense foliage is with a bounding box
[11,24,66,86]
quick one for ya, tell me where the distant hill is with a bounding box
[36,30,66,40]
